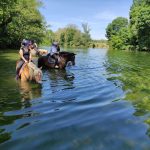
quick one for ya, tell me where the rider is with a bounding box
[31,40,39,56]
[16,39,32,80]
[48,41,60,68]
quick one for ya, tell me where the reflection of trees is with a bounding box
[106,50,150,136]
[48,69,75,93]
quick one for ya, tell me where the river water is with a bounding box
[0,48,150,149]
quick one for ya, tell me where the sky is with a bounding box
[39,0,133,40]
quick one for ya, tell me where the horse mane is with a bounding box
[59,51,75,56]
[28,62,42,77]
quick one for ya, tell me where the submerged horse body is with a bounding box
[16,62,43,83]
[38,51,76,69]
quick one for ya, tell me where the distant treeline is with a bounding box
[42,23,92,48]
[42,24,108,48]
[0,0,107,49]
[106,0,150,51]
[90,40,109,49]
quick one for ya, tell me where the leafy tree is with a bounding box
[130,0,150,50]
[42,28,54,46]
[110,28,131,50]
[54,24,91,48]
[0,0,18,48]
[106,17,129,50]
[81,23,91,47]
[106,17,128,40]
[106,0,150,51]
[0,0,45,49]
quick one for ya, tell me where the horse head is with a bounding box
[28,62,43,84]
[59,52,76,67]
[33,67,43,84]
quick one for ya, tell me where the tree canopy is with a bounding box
[52,24,91,48]
[0,0,45,49]
[106,0,150,51]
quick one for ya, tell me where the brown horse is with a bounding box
[38,51,76,69]
[16,62,43,83]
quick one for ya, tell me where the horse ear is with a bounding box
[39,66,42,70]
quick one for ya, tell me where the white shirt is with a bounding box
[50,45,57,55]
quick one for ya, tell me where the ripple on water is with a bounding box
[1,49,150,149]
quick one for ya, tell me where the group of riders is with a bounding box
[16,39,60,80]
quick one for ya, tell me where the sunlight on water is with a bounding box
[0,49,150,149]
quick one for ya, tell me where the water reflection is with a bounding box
[18,81,41,100]
[2,49,150,149]
[48,69,75,93]
[106,50,150,137]
[0,81,42,142]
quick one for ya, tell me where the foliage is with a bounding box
[106,17,128,40]
[106,17,130,50]
[81,23,91,47]
[54,24,91,48]
[106,0,150,51]
[0,0,45,49]
[130,0,150,50]
[90,40,109,48]
[41,28,55,46]
[109,28,132,50]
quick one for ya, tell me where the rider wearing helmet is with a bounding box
[49,41,60,68]
[16,39,32,80]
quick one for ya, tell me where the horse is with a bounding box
[16,62,43,84]
[38,49,48,56]
[38,51,76,69]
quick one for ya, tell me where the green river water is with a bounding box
[0,48,150,149]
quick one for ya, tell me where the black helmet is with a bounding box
[22,39,28,46]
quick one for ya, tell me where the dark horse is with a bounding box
[38,51,76,69]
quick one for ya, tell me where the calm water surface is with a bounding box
[0,48,150,149]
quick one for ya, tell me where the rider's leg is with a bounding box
[16,60,24,79]
[53,54,59,66]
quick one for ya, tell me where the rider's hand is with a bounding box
[25,60,28,63]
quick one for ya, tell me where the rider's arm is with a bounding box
[28,46,32,62]
[19,49,28,63]
[29,52,32,62]
[34,43,38,48]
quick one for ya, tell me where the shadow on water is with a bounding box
[105,50,150,137]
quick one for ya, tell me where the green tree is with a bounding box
[0,0,45,49]
[110,28,131,50]
[130,0,150,50]
[0,0,18,48]
[54,24,90,48]
[42,28,54,46]
[81,23,91,47]
[106,17,130,50]
[106,17,128,40]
